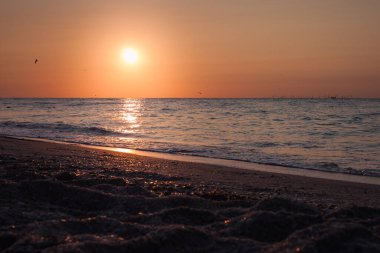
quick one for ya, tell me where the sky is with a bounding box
[1,0,379,98]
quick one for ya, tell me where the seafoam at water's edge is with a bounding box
[12,136,380,186]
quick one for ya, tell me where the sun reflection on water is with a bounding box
[124,114,137,123]
[120,99,142,133]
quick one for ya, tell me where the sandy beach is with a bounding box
[0,136,379,252]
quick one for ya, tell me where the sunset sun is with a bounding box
[122,48,139,64]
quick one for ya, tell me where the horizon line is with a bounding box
[0,96,379,99]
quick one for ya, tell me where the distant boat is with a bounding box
[330,96,337,99]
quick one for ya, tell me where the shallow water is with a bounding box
[0,98,379,176]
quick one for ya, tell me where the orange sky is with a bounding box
[1,0,379,98]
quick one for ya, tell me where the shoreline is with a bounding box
[1,136,380,252]
[7,135,380,186]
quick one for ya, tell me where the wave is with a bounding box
[0,121,127,137]
[2,129,380,178]
[115,143,380,178]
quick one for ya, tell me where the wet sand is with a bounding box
[0,136,379,252]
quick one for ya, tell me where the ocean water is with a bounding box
[0,98,379,177]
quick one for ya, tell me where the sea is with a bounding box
[0,98,379,177]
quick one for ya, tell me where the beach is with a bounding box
[0,136,379,252]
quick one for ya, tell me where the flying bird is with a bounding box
[34,59,38,64]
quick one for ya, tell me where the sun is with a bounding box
[122,48,139,64]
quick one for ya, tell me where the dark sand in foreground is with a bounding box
[0,136,379,252]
